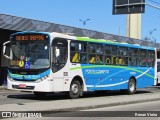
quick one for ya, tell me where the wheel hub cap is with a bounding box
[71,84,78,94]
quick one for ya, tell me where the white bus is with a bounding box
[3,31,157,99]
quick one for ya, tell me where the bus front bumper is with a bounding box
[7,78,54,92]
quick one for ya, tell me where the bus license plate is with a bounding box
[19,84,26,88]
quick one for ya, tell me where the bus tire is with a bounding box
[69,80,81,99]
[34,92,47,98]
[127,78,136,95]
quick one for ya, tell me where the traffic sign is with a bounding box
[113,0,145,15]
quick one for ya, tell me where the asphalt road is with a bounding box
[3,99,160,120]
[44,100,160,117]
[1,87,160,120]
[0,86,160,106]
[0,87,160,105]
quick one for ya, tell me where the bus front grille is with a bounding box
[12,85,35,90]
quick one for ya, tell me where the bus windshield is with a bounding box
[9,41,50,69]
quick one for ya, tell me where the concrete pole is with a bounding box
[126,14,141,39]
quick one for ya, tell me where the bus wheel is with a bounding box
[128,78,136,95]
[69,80,81,99]
[34,92,47,98]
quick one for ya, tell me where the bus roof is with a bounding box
[11,31,50,36]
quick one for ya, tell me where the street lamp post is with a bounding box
[79,19,90,26]
[149,29,157,35]
[149,29,157,42]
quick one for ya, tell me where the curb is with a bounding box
[15,97,160,118]
[0,91,160,118]
[1,97,160,118]
[43,97,160,112]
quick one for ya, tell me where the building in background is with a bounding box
[0,13,159,85]
[126,14,141,39]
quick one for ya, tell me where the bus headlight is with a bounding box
[7,75,14,81]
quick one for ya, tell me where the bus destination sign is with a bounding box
[15,34,47,41]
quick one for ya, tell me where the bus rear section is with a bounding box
[70,38,156,98]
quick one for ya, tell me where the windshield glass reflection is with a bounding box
[10,41,50,69]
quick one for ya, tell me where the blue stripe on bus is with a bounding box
[71,64,154,91]
[8,69,50,80]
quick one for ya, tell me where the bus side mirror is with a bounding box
[3,41,10,59]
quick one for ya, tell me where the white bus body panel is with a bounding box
[7,63,87,92]
[7,78,54,92]
[50,57,87,92]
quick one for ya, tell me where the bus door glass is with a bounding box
[52,39,68,73]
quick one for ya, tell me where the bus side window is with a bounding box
[96,44,103,54]
[95,55,103,64]
[71,41,87,63]
[106,57,111,64]
[111,56,118,65]
[70,42,80,63]
[72,53,79,63]
[128,48,139,66]
[119,58,123,65]
[88,44,96,53]
[120,57,129,66]
[148,51,155,67]
[81,54,86,63]
[79,42,87,63]
[118,47,128,66]
[89,56,95,63]
[111,46,118,65]
[112,46,118,56]
[105,45,112,65]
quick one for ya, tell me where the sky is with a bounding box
[0,0,160,42]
